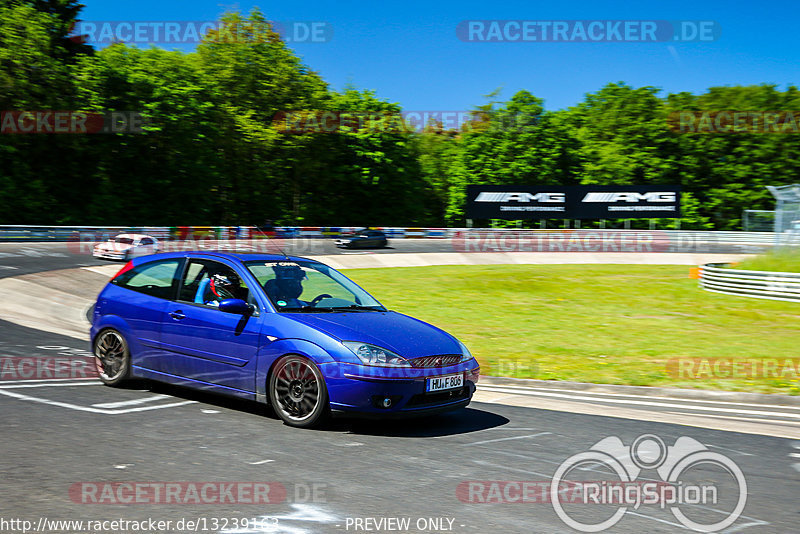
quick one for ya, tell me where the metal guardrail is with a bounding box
[0,226,796,254]
[699,263,800,303]
[0,225,442,242]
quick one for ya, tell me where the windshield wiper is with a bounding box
[324,305,386,312]
[278,306,336,313]
[278,304,385,313]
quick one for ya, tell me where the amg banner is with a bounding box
[466,185,681,219]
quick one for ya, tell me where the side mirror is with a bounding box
[218,298,253,315]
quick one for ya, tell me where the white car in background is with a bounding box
[92,234,159,261]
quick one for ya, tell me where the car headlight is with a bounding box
[343,342,411,367]
[458,340,474,363]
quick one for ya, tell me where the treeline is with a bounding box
[2,2,799,229]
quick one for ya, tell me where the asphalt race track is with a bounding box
[0,242,795,533]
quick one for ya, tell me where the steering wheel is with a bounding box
[309,294,333,307]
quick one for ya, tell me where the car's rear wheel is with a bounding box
[93,329,131,386]
[269,355,329,428]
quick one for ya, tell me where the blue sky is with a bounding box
[78,0,800,111]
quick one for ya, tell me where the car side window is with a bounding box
[111,259,181,300]
[141,237,154,245]
[178,259,255,310]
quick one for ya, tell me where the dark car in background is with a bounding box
[335,229,388,249]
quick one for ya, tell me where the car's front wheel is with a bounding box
[93,329,131,386]
[269,355,329,428]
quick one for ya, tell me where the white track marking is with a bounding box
[477,385,800,419]
[222,504,338,534]
[479,383,800,410]
[81,266,120,276]
[248,459,274,465]
[624,510,688,529]
[463,431,550,447]
[0,387,196,414]
[471,458,552,478]
[0,381,99,389]
[665,411,800,426]
[92,394,170,408]
[0,378,98,384]
[707,444,755,456]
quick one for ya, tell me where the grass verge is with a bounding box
[734,248,800,273]
[346,264,800,395]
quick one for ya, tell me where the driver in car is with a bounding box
[266,264,308,308]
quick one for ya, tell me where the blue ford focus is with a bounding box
[91,252,480,428]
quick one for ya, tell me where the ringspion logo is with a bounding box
[550,434,746,532]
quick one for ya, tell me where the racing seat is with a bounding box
[194,276,211,304]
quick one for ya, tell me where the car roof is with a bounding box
[134,251,321,265]
[115,233,153,239]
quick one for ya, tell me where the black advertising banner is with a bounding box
[465,185,681,219]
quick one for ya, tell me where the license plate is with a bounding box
[426,373,463,393]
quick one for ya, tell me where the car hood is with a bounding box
[95,243,131,251]
[285,311,460,359]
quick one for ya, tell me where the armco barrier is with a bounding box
[0,225,791,249]
[699,263,800,303]
[0,225,448,242]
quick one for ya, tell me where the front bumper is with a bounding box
[331,383,475,419]
[322,361,480,417]
[92,250,127,260]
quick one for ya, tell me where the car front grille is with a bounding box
[405,387,470,408]
[408,355,463,368]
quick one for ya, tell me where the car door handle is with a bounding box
[169,310,186,320]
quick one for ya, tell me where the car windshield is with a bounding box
[245,260,385,312]
[114,237,134,244]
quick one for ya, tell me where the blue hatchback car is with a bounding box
[91,252,480,427]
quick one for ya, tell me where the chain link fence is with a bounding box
[767,184,800,247]
[742,210,775,232]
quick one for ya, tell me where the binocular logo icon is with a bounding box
[551,434,747,532]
